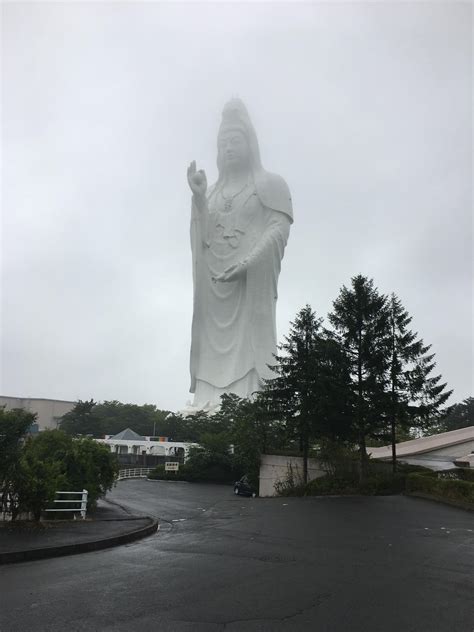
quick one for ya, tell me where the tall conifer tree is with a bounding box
[436,397,473,433]
[386,293,452,471]
[329,276,391,479]
[264,305,352,483]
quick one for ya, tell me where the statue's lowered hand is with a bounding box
[187,160,207,199]
[212,261,247,284]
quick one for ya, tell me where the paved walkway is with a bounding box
[0,497,157,563]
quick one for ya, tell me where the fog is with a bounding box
[2,2,472,411]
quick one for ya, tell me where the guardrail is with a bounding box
[44,490,88,520]
[117,468,155,481]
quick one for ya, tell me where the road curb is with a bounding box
[0,517,158,565]
[405,491,474,512]
[146,478,190,483]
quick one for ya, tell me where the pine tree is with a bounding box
[264,305,352,483]
[59,399,98,436]
[436,397,474,433]
[386,293,452,471]
[329,275,391,479]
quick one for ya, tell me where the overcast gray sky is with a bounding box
[2,1,472,412]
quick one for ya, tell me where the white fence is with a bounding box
[117,468,155,481]
[44,490,88,520]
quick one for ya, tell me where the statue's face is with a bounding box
[218,130,250,171]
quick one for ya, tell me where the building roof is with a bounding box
[393,456,460,471]
[368,425,474,459]
[109,428,145,441]
[0,395,76,405]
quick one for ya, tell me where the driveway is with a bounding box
[1,480,473,631]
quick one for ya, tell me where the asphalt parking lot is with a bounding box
[1,479,473,631]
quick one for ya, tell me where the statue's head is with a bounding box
[218,129,250,172]
[217,98,262,178]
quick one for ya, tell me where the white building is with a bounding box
[96,428,198,461]
[368,425,474,470]
[0,395,75,431]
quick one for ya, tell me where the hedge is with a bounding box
[148,461,238,483]
[406,473,474,507]
[279,471,409,497]
[148,465,195,482]
[457,468,474,483]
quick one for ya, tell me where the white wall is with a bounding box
[97,438,194,459]
[259,454,326,497]
[0,396,75,430]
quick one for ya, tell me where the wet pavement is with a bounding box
[0,480,473,631]
[0,496,155,562]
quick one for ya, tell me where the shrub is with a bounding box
[6,430,118,520]
[358,473,407,495]
[274,462,307,496]
[316,440,360,479]
[0,407,38,519]
[17,452,67,521]
[406,473,474,506]
[185,450,237,483]
[64,438,118,509]
[148,464,195,482]
[456,468,474,483]
[303,475,359,496]
[277,470,408,497]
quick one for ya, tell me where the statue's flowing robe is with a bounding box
[190,170,293,407]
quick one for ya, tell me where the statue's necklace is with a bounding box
[221,180,248,212]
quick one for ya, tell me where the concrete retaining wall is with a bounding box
[259,454,326,497]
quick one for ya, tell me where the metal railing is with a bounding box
[44,490,88,520]
[117,468,155,481]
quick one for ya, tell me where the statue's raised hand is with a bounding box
[187,161,207,200]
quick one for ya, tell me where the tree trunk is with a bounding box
[391,325,397,474]
[359,432,367,483]
[391,414,397,474]
[357,329,365,483]
[303,437,309,484]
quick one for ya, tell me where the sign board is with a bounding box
[165,462,180,472]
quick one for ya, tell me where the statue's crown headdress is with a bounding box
[219,98,251,139]
[216,97,262,175]
[221,98,249,124]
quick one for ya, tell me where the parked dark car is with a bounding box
[233,475,257,497]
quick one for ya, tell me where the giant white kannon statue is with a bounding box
[186,99,293,412]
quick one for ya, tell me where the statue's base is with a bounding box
[178,400,220,417]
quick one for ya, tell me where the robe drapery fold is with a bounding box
[189,170,292,407]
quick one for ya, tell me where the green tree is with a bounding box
[185,430,236,483]
[15,430,118,520]
[17,431,72,520]
[92,401,166,437]
[264,305,353,483]
[213,394,265,489]
[64,438,118,509]
[0,407,38,519]
[385,293,452,471]
[176,405,233,443]
[434,397,473,434]
[329,276,391,480]
[59,399,99,436]
[60,399,173,438]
